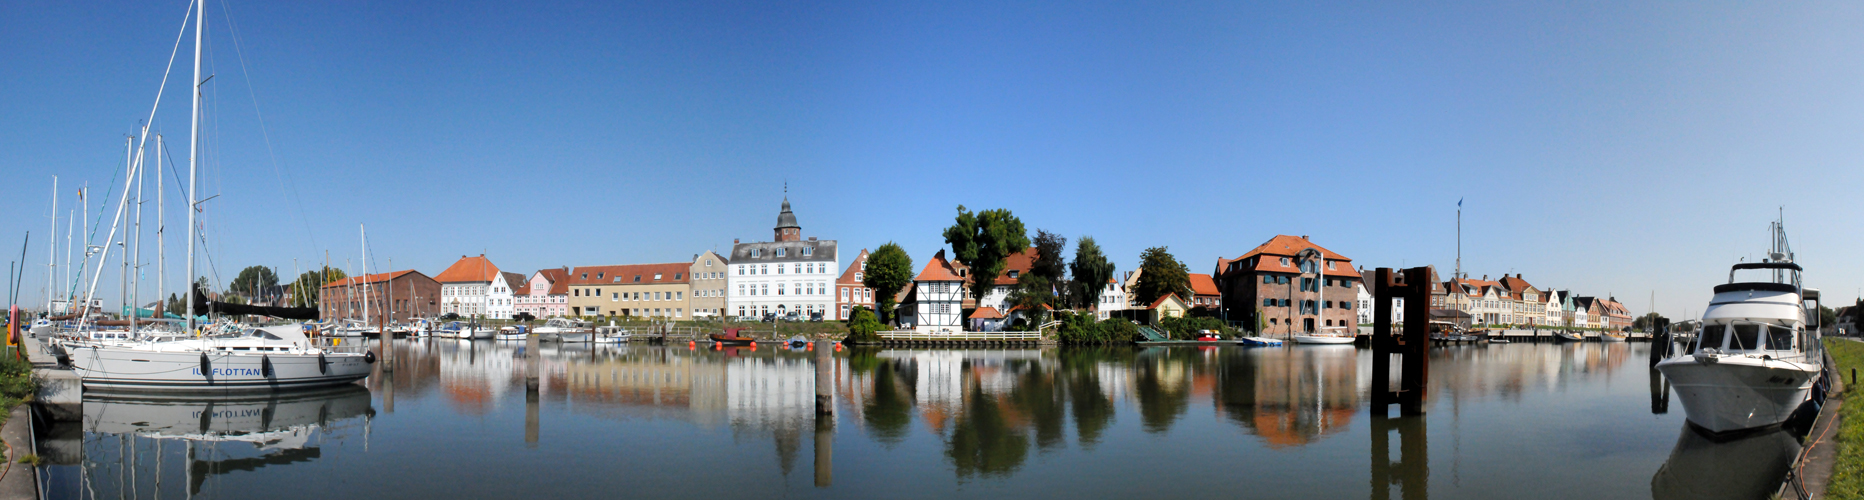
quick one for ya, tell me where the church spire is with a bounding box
[774,190,801,242]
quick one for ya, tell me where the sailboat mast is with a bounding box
[156,135,165,319]
[47,176,55,314]
[132,138,144,333]
[361,224,369,328]
[185,0,202,334]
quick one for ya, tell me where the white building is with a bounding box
[1354,282,1404,325]
[1096,277,1127,320]
[900,250,965,333]
[727,198,838,320]
[436,254,510,318]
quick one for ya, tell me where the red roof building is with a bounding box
[1215,235,1359,335]
[836,249,876,321]
[319,270,440,323]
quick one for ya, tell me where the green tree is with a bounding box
[942,205,1030,303]
[1030,230,1068,282]
[862,243,914,324]
[228,266,279,299]
[286,267,347,308]
[1069,236,1115,310]
[1004,274,1054,316]
[1632,312,1666,331]
[164,293,182,317]
[846,306,884,343]
[1132,246,1191,306]
[1819,305,1838,329]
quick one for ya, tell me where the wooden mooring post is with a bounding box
[1372,267,1432,416]
[815,340,833,415]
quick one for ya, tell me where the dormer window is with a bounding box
[581,273,588,279]
[753,249,762,258]
[597,272,605,279]
[613,277,620,283]
[634,275,642,283]
[675,273,682,280]
[1327,261,1335,270]
[1280,258,1289,267]
[803,247,813,257]
[776,248,787,257]
[1009,270,1020,279]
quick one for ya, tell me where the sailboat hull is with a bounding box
[67,344,372,392]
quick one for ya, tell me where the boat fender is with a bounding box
[261,355,274,378]
[199,353,211,380]
[318,353,328,374]
[365,351,377,364]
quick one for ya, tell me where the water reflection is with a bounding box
[54,340,1803,499]
[1650,425,1801,500]
[69,386,373,496]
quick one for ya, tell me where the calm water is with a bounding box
[39,340,1798,500]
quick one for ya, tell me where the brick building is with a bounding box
[1215,235,1360,335]
[836,249,876,320]
[319,270,441,323]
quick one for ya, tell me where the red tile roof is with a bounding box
[969,306,1004,319]
[915,250,964,282]
[1148,293,1186,310]
[1226,236,1359,279]
[435,255,501,283]
[535,268,571,295]
[1498,275,1536,300]
[321,270,424,289]
[566,263,693,285]
[1189,273,1220,296]
[837,249,870,285]
[992,248,1040,285]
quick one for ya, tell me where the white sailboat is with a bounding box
[1655,215,1824,434]
[1292,326,1357,345]
[65,0,375,393]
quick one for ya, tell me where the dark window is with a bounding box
[1767,325,1793,350]
[1263,276,1271,284]
[1730,324,1761,350]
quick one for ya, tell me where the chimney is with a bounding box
[1517,273,1523,279]
[809,236,817,241]
[1301,235,1309,240]
[734,239,740,244]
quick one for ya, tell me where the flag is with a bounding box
[1457,197,1463,208]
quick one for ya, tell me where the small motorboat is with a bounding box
[1238,336,1284,347]
[1601,331,1629,342]
[785,335,810,349]
[1552,330,1585,342]
[710,327,757,346]
[495,326,528,341]
[594,325,631,344]
[1193,330,1223,342]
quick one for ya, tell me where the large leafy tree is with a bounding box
[1132,246,1191,306]
[287,267,348,308]
[1004,274,1054,315]
[1030,230,1068,282]
[1069,236,1115,310]
[229,266,279,300]
[942,206,1029,302]
[862,243,914,324]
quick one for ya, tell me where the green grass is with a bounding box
[0,348,34,428]
[1824,338,1864,499]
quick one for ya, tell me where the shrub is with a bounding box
[845,306,884,343]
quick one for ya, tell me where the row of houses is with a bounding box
[317,197,882,323]
[311,196,1635,333]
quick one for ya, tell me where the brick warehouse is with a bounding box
[1215,235,1360,335]
[320,270,442,323]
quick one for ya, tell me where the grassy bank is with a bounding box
[0,348,34,426]
[1824,338,1864,498]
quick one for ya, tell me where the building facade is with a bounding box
[1188,273,1221,310]
[901,249,965,333]
[319,270,441,323]
[835,249,876,320]
[516,268,570,318]
[728,198,838,320]
[689,251,729,319]
[566,263,693,319]
[436,254,504,318]
[1214,235,1360,335]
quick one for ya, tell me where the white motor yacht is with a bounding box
[594,325,632,344]
[1656,223,1823,434]
[434,321,495,340]
[65,324,374,392]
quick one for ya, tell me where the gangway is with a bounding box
[1137,326,1170,342]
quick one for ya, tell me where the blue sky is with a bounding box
[4,1,1862,318]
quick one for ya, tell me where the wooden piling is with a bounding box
[815,340,833,415]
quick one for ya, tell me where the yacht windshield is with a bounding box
[1730,324,1761,350]
[1766,325,1794,350]
[1699,324,1725,350]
